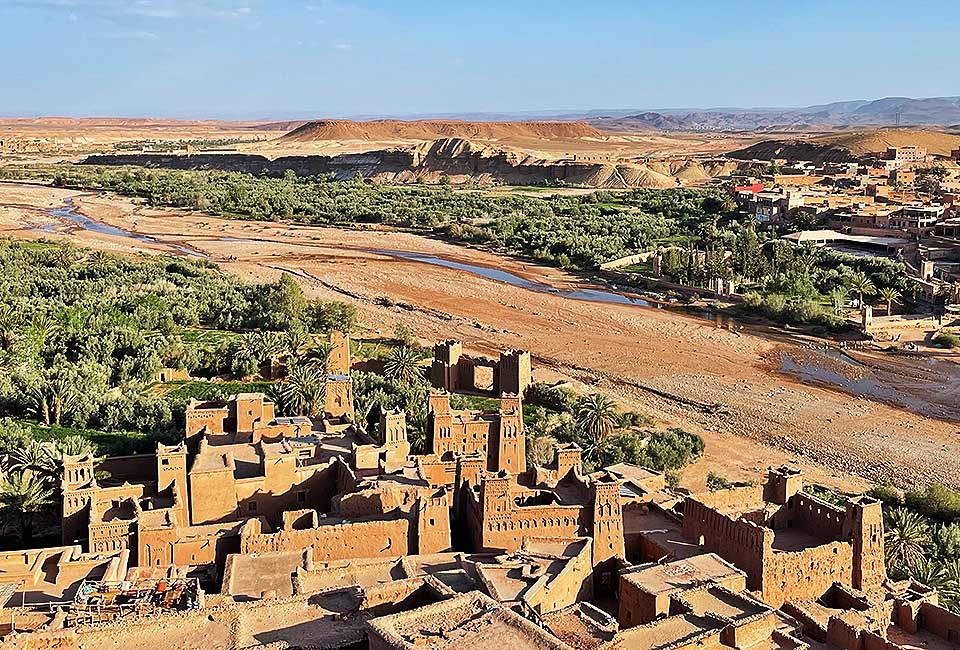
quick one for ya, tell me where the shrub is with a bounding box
[706,472,733,491]
[867,484,903,507]
[742,291,763,309]
[905,483,960,523]
[933,331,959,349]
[665,470,681,490]
[524,382,578,412]
[762,294,787,318]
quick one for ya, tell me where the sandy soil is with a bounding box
[0,117,764,162]
[2,182,959,493]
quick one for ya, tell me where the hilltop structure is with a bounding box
[2,336,959,650]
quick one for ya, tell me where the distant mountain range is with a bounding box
[587,97,960,132]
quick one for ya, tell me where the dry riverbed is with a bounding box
[2,181,959,493]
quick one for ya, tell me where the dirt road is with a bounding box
[2,182,958,492]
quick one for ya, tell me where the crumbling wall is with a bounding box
[681,498,769,591]
[240,516,411,563]
[761,542,853,607]
[792,493,845,540]
[917,601,960,643]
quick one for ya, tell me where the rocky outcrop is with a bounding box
[82,139,746,188]
[279,119,607,142]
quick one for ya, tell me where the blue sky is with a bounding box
[0,0,956,118]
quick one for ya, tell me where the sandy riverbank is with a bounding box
[2,181,958,492]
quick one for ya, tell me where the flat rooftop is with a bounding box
[225,549,307,600]
[297,557,406,594]
[623,507,701,560]
[541,603,617,650]
[682,586,768,621]
[783,229,909,247]
[476,559,564,602]
[887,623,956,650]
[367,591,572,650]
[621,553,744,595]
[616,613,722,650]
[771,527,832,552]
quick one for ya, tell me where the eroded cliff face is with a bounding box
[83,138,743,188]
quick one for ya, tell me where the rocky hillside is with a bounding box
[279,119,608,142]
[727,128,960,162]
[589,96,960,132]
[83,137,743,189]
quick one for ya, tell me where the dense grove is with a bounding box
[0,240,356,450]
[0,164,730,269]
[0,164,920,330]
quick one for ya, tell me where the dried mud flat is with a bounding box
[2,182,959,492]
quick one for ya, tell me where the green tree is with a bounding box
[878,287,901,316]
[828,288,848,315]
[0,419,32,457]
[0,471,54,544]
[575,394,619,444]
[0,305,20,352]
[885,507,931,572]
[847,272,876,308]
[383,346,426,385]
[281,364,326,417]
[10,442,58,481]
[911,557,949,592]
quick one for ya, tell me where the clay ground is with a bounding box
[2,182,959,493]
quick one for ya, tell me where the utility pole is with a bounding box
[895,110,901,128]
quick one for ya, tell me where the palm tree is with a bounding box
[0,305,20,352]
[941,560,960,610]
[354,388,389,435]
[86,250,111,274]
[29,313,57,351]
[878,287,901,316]
[55,436,96,458]
[575,394,620,443]
[30,375,77,426]
[0,470,54,544]
[911,557,949,592]
[263,382,291,417]
[885,507,931,573]
[828,288,848,316]
[282,364,326,417]
[305,341,332,374]
[384,346,426,385]
[10,442,59,480]
[255,331,286,360]
[285,329,312,361]
[848,272,876,308]
[406,409,428,454]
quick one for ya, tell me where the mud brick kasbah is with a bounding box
[1,333,958,650]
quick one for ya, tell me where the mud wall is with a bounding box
[240,516,411,562]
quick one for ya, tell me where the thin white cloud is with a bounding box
[102,29,159,40]
[331,41,352,50]
[1,0,257,21]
